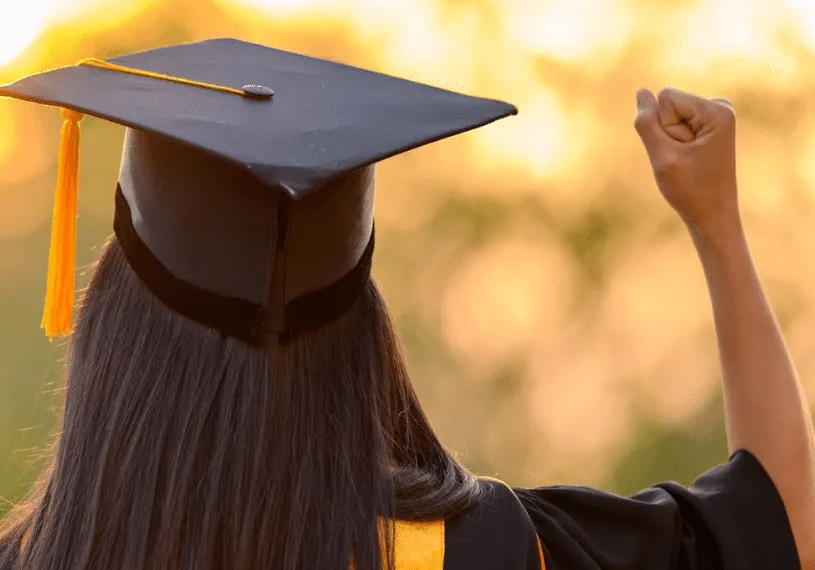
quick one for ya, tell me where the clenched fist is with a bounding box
[634,87,739,231]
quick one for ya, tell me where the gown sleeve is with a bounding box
[512,449,799,570]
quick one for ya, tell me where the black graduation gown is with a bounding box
[442,450,799,569]
[0,451,797,569]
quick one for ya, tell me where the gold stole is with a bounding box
[368,516,547,569]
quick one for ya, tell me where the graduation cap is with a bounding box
[0,38,517,344]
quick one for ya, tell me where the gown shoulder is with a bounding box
[512,449,799,569]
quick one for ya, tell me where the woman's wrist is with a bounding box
[684,205,745,258]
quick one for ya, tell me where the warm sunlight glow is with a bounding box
[503,0,634,65]
[0,0,49,66]
[0,103,14,163]
[442,235,576,368]
[223,0,339,15]
[0,0,163,68]
[786,0,815,48]
[796,125,815,191]
[665,0,801,84]
[472,89,585,181]
[46,0,164,30]
[225,0,406,12]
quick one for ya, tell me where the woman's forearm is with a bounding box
[688,212,815,561]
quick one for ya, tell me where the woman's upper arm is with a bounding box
[513,450,799,570]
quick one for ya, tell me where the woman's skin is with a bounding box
[634,86,815,566]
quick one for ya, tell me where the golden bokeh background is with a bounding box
[3,0,815,516]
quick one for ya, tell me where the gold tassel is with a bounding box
[35,57,255,339]
[41,108,83,339]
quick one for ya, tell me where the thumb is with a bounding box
[633,88,672,155]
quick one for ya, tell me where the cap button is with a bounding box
[242,84,275,99]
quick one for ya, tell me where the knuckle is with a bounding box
[656,87,674,103]
[718,103,736,122]
[707,104,735,129]
[654,153,683,175]
[657,86,685,102]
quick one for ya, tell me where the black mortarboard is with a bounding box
[0,38,517,344]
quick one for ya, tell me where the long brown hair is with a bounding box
[0,236,483,570]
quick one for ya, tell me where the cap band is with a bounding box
[113,184,374,344]
[280,224,374,343]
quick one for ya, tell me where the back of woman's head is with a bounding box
[0,40,523,570]
[0,235,482,570]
